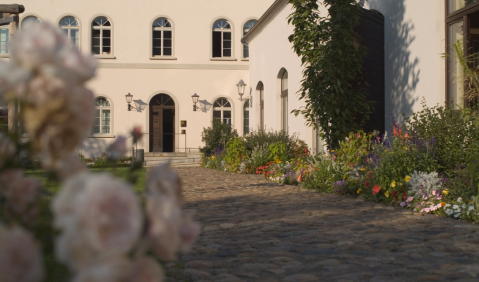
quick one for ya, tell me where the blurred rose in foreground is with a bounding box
[0,225,44,282]
[52,172,142,270]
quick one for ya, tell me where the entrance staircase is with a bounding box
[143,152,202,167]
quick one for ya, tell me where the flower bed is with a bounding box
[201,102,479,223]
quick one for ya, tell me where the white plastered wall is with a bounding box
[248,0,447,147]
[5,0,274,156]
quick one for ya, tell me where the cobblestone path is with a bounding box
[166,167,479,282]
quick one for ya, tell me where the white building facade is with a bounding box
[0,0,274,156]
[244,0,469,153]
[0,0,476,156]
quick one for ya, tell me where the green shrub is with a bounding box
[405,99,479,173]
[224,137,246,172]
[243,130,291,152]
[200,120,238,156]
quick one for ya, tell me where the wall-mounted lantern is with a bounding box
[191,93,200,111]
[237,79,247,101]
[125,93,138,111]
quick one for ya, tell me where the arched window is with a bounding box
[213,97,232,124]
[152,18,173,57]
[243,20,257,59]
[59,16,80,48]
[91,16,112,56]
[93,97,111,134]
[21,16,40,27]
[212,19,232,58]
[280,70,288,132]
[243,100,250,135]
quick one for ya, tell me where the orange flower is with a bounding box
[372,185,381,195]
[441,202,446,207]
[404,133,410,139]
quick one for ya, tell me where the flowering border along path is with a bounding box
[168,167,479,282]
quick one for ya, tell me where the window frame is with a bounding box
[212,97,233,125]
[0,25,9,57]
[243,100,250,135]
[280,70,288,133]
[59,15,81,50]
[20,14,41,28]
[150,16,176,60]
[90,15,114,59]
[445,1,479,108]
[211,18,236,61]
[92,96,113,136]
[242,19,257,60]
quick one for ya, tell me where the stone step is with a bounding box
[144,157,201,167]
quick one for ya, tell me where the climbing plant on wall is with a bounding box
[288,0,373,149]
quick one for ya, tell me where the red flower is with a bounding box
[402,191,407,200]
[367,171,373,180]
[372,185,381,195]
[392,191,397,198]
[364,180,370,188]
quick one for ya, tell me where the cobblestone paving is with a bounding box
[166,167,479,282]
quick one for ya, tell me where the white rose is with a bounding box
[10,22,96,83]
[52,172,142,270]
[0,225,44,282]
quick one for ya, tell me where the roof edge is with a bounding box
[241,0,289,45]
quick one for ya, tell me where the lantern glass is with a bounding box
[191,93,199,104]
[236,79,246,96]
[125,93,133,104]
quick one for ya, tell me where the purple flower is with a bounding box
[400,202,406,207]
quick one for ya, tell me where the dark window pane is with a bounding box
[164,31,172,39]
[153,30,162,39]
[223,111,231,119]
[213,31,222,57]
[103,29,111,37]
[213,110,221,119]
[92,46,100,54]
[223,49,231,57]
[102,38,110,47]
[163,48,172,56]
[102,46,111,53]
[163,39,171,48]
[223,40,231,48]
[153,39,162,47]
[92,38,100,46]
[103,21,111,26]
[223,32,231,40]
[92,29,101,36]
[244,44,249,58]
[153,48,161,56]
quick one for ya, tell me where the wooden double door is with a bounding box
[150,105,175,152]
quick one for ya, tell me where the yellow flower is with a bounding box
[385,191,390,198]
[343,175,347,180]
[361,168,365,171]
[276,159,281,163]
[391,181,396,188]
[211,155,215,159]
[405,175,411,183]
[331,150,335,153]
[443,189,449,195]
[357,189,361,194]
[403,147,407,150]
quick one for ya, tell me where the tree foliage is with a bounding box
[287,0,372,148]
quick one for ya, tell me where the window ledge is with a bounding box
[210,58,237,61]
[93,55,116,59]
[89,134,116,138]
[241,58,249,61]
[150,56,177,60]
[0,54,9,58]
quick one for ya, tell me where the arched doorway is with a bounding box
[149,94,175,152]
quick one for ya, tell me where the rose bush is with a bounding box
[0,22,199,281]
